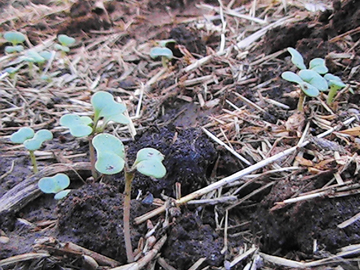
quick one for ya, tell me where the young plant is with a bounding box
[38,173,71,199]
[282,48,328,111]
[4,31,26,53]
[150,39,176,68]
[54,34,75,55]
[282,47,346,110]
[92,133,166,263]
[324,73,346,105]
[4,66,22,85]
[10,127,53,173]
[21,50,46,76]
[60,91,129,178]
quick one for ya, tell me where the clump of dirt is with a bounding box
[263,22,313,54]
[57,181,151,264]
[108,126,217,198]
[332,0,360,42]
[163,211,224,268]
[169,25,207,57]
[254,196,360,258]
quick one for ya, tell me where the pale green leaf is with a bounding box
[23,129,53,151]
[281,71,304,85]
[150,47,173,60]
[60,114,93,137]
[136,160,166,178]
[309,58,328,74]
[92,133,125,159]
[54,189,71,200]
[4,31,26,45]
[58,34,76,47]
[299,69,328,91]
[10,127,34,144]
[287,47,306,70]
[38,173,70,194]
[300,82,320,97]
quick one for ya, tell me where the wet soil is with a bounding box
[1,0,360,269]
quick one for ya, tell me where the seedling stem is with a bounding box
[29,150,38,173]
[123,170,135,262]
[297,92,305,112]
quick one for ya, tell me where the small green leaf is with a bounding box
[92,133,125,158]
[95,152,125,175]
[60,114,93,137]
[281,71,304,85]
[58,34,76,47]
[136,159,166,178]
[23,129,53,151]
[5,67,20,74]
[287,47,306,70]
[39,50,52,60]
[54,44,70,52]
[134,148,166,178]
[54,189,71,200]
[5,45,24,53]
[158,39,176,47]
[38,173,70,194]
[92,134,126,174]
[4,31,26,45]
[10,127,34,144]
[324,73,346,89]
[150,47,173,60]
[300,82,320,97]
[309,58,328,74]
[299,69,328,91]
[24,51,45,63]
[134,148,164,164]
[91,91,129,125]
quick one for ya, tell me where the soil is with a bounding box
[1,0,360,269]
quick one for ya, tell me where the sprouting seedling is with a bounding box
[4,31,26,53]
[4,65,22,84]
[91,91,129,132]
[150,39,176,68]
[19,50,47,76]
[150,47,173,68]
[92,133,166,263]
[324,73,346,105]
[54,34,75,54]
[38,173,71,200]
[10,127,53,173]
[282,47,329,111]
[60,91,129,178]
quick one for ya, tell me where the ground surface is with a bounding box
[1,0,360,269]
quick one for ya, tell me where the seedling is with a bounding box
[92,133,166,263]
[10,127,53,173]
[4,31,26,53]
[38,173,71,200]
[54,34,75,54]
[60,91,165,262]
[21,50,46,75]
[150,39,176,68]
[282,47,346,110]
[60,91,129,178]
[4,66,21,85]
[324,73,346,105]
[91,91,129,132]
